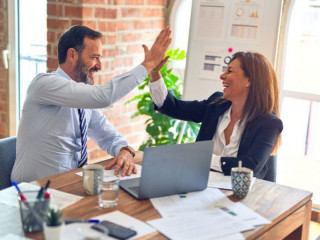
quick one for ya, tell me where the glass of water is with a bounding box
[98,174,119,208]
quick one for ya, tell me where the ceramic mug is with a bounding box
[82,164,104,195]
[231,167,253,198]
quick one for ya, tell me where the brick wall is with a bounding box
[0,0,8,139]
[47,0,169,161]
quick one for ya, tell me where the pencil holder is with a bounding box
[18,190,50,233]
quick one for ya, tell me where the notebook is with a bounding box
[119,140,214,200]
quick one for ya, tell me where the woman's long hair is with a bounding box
[222,52,281,154]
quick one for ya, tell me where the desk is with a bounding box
[22,160,312,240]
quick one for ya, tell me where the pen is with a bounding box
[64,219,100,224]
[43,180,51,199]
[44,180,51,191]
[12,180,26,200]
[11,180,44,224]
[36,187,44,199]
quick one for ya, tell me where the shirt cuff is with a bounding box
[149,78,168,108]
[210,154,223,172]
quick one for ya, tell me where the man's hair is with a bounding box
[58,25,102,64]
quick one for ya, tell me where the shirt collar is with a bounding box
[55,67,72,80]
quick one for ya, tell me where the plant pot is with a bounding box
[43,223,63,240]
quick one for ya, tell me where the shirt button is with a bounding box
[222,162,226,165]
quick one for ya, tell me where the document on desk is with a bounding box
[207,171,256,190]
[76,164,142,182]
[150,188,270,226]
[148,209,250,240]
[0,182,82,209]
[63,210,155,240]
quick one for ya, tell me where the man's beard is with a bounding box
[73,59,94,85]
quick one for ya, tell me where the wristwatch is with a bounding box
[120,146,136,157]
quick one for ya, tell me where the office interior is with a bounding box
[0,0,319,239]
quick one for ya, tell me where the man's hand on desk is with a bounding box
[104,150,137,177]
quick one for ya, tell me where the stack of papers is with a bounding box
[76,164,142,182]
[0,182,82,209]
[148,188,270,240]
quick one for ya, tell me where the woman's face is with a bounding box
[220,59,250,103]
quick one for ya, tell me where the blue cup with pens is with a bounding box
[13,180,51,233]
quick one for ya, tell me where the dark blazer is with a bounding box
[155,91,283,179]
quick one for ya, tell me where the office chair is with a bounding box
[0,136,17,190]
[263,155,277,182]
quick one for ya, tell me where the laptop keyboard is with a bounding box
[129,186,139,194]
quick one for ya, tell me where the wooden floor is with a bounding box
[310,221,320,240]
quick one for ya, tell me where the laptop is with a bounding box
[119,140,213,200]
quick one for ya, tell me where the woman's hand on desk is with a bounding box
[104,150,137,177]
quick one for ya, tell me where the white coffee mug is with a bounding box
[82,164,104,195]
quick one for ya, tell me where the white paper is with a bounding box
[150,188,269,234]
[199,46,232,80]
[0,182,82,209]
[207,171,256,190]
[0,204,23,237]
[148,209,251,240]
[62,210,155,240]
[216,202,271,226]
[150,188,231,218]
[227,0,264,43]
[194,1,227,41]
[76,164,142,182]
[0,234,33,240]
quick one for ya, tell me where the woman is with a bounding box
[149,51,283,179]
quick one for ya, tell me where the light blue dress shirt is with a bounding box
[11,65,147,182]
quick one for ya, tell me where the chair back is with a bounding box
[263,155,277,182]
[0,137,17,190]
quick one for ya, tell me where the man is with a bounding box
[11,25,171,182]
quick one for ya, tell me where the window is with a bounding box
[169,0,192,76]
[277,0,320,208]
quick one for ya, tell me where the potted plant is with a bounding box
[126,48,200,150]
[43,207,64,240]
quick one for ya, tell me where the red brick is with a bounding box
[121,8,141,18]
[133,21,151,29]
[0,102,7,111]
[141,8,162,18]
[127,44,143,54]
[80,0,106,4]
[152,20,165,29]
[102,60,109,70]
[47,18,70,30]
[116,21,131,31]
[118,125,133,135]
[47,3,63,17]
[47,57,58,69]
[122,33,142,42]
[107,35,117,44]
[99,21,116,32]
[95,8,117,19]
[146,0,165,5]
[65,6,83,18]
[0,91,6,101]
[126,0,144,5]
[88,148,108,161]
[47,31,56,43]
[81,21,97,30]
[102,48,117,58]
[114,0,124,5]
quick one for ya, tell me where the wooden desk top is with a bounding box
[27,160,312,240]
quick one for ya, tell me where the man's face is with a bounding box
[73,37,102,85]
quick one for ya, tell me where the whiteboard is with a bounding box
[183,0,283,100]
